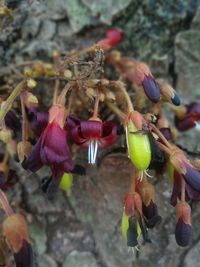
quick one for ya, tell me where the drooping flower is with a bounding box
[125,111,151,171]
[14,240,33,267]
[175,202,192,247]
[170,170,200,206]
[68,117,117,164]
[23,105,74,177]
[175,102,200,131]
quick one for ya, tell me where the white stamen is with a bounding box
[145,169,154,178]
[195,121,200,131]
[88,140,99,164]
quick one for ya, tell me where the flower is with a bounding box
[98,28,124,50]
[14,240,33,267]
[142,75,160,103]
[142,201,161,228]
[175,102,200,131]
[171,170,200,206]
[182,163,200,192]
[23,105,74,177]
[5,110,21,133]
[68,117,117,164]
[175,202,192,247]
[26,106,48,136]
[125,112,151,171]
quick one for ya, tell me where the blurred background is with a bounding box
[1,1,200,267]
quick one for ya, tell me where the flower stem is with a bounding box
[156,141,172,155]
[181,177,186,202]
[150,123,173,149]
[57,82,74,106]
[0,190,13,217]
[53,79,60,105]
[105,100,126,121]
[0,80,27,123]
[92,90,100,119]
[111,81,134,114]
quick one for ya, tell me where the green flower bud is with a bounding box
[126,120,151,171]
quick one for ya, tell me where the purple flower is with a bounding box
[182,163,200,192]
[26,106,48,136]
[171,170,200,206]
[142,201,162,228]
[14,240,33,267]
[23,105,74,178]
[142,75,160,103]
[175,218,192,247]
[68,117,117,164]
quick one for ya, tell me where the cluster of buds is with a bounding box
[0,28,199,265]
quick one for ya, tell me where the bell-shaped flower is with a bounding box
[23,105,74,177]
[125,111,151,171]
[68,117,117,164]
[175,202,192,247]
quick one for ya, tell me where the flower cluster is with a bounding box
[0,27,199,265]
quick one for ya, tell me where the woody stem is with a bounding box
[181,177,186,202]
[92,90,100,118]
[53,79,60,105]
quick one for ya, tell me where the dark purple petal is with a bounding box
[174,115,196,131]
[187,102,200,116]
[175,218,191,247]
[14,240,33,267]
[99,121,117,148]
[5,110,21,132]
[22,135,43,172]
[142,201,162,228]
[142,75,160,103]
[183,164,200,192]
[26,107,48,136]
[80,120,102,139]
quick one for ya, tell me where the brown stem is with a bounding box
[0,190,13,217]
[57,82,74,106]
[151,123,173,149]
[181,177,185,202]
[110,81,134,114]
[92,90,100,119]
[53,79,60,105]
[67,86,78,114]
[156,141,172,155]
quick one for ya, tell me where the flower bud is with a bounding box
[0,128,12,143]
[175,202,192,247]
[3,214,30,253]
[140,179,155,206]
[59,172,73,194]
[158,80,180,106]
[124,192,142,216]
[27,79,37,89]
[22,91,38,109]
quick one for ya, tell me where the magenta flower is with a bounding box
[23,105,74,177]
[175,102,200,131]
[68,117,117,164]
